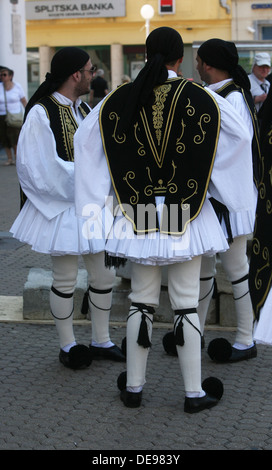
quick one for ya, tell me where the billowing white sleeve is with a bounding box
[207,90,255,212]
[74,103,112,218]
[16,105,75,219]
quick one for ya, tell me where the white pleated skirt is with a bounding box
[105,199,230,265]
[253,287,272,346]
[10,199,108,255]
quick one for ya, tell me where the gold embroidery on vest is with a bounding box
[194,114,211,144]
[110,112,126,144]
[176,119,186,154]
[123,171,139,205]
[181,179,198,207]
[134,122,145,156]
[153,84,172,146]
[185,98,195,116]
[268,129,272,145]
[60,107,76,161]
[144,161,178,196]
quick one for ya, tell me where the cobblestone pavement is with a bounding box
[1,148,272,453]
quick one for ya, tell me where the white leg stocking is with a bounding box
[219,236,254,346]
[198,256,217,335]
[126,304,153,389]
[88,288,112,344]
[50,255,78,350]
[50,287,75,349]
[232,276,254,346]
[175,311,202,395]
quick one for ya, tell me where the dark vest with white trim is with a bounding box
[249,120,272,320]
[99,78,220,235]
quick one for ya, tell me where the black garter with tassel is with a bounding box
[130,303,155,348]
[174,308,200,346]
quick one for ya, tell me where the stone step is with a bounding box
[23,263,237,327]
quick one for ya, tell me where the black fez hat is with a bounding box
[118,27,184,132]
[146,26,184,62]
[50,47,90,81]
[198,38,251,91]
[198,38,238,72]
[24,47,90,118]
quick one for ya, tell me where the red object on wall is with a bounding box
[159,0,175,14]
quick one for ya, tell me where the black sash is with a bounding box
[100,78,220,235]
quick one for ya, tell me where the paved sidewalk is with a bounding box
[1,147,272,452]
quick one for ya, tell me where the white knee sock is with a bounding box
[89,287,112,345]
[175,311,203,395]
[232,276,254,347]
[126,304,154,389]
[198,277,215,335]
[50,286,75,350]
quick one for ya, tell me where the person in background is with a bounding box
[0,67,27,165]
[121,75,131,84]
[249,84,272,346]
[74,27,253,413]
[89,68,108,108]
[10,47,125,370]
[249,52,271,113]
[192,38,259,363]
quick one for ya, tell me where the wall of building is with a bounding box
[24,0,233,95]
[0,0,28,98]
[25,0,232,47]
[232,0,272,41]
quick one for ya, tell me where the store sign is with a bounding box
[251,3,272,8]
[159,0,175,15]
[25,0,126,20]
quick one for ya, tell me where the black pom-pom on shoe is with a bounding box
[202,376,224,400]
[59,344,93,369]
[121,337,127,357]
[117,371,127,391]
[207,337,232,362]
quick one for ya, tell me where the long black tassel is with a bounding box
[209,197,233,243]
[130,303,154,348]
[138,313,152,348]
[174,308,199,347]
[81,287,90,315]
[174,316,185,346]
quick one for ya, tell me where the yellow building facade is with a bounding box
[25,0,272,95]
[25,0,233,95]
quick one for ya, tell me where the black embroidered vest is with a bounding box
[37,95,90,161]
[100,78,220,235]
[216,80,261,187]
[20,96,90,208]
[249,122,272,319]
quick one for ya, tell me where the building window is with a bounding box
[262,26,272,40]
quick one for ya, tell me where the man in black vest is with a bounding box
[10,47,125,369]
[75,28,253,413]
[194,38,259,363]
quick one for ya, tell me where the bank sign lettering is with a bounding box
[25,0,126,19]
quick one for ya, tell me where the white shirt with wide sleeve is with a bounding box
[10,92,109,255]
[207,79,258,238]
